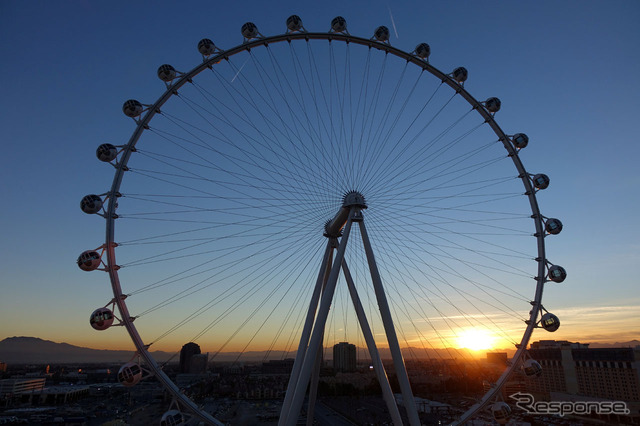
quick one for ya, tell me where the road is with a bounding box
[313,401,357,426]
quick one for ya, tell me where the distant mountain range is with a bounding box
[0,337,475,365]
[0,336,169,364]
[0,336,297,365]
[1,336,638,365]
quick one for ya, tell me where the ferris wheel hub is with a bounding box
[342,190,366,208]
[323,191,367,238]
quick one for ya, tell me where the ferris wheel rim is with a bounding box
[96,22,554,425]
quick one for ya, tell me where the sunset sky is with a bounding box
[0,1,638,358]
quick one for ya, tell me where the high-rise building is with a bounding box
[179,342,201,374]
[527,340,640,403]
[189,353,209,374]
[333,342,356,372]
[0,378,46,396]
[486,352,508,366]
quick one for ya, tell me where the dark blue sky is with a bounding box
[0,1,638,350]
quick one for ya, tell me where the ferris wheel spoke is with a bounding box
[262,47,336,200]
[241,53,330,202]
[359,62,413,178]
[373,208,533,280]
[182,239,321,352]
[287,42,344,190]
[370,81,445,179]
[362,104,474,195]
[371,225,523,307]
[362,228,526,326]
[377,237,522,349]
[213,251,320,365]
[78,19,565,425]
[160,98,328,201]
[229,50,340,201]
[143,227,322,338]
[387,238,530,323]
[186,81,325,204]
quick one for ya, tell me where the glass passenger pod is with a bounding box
[533,173,550,190]
[197,38,216,56]
[330,16,347,33]
[452,67,468,83]
[80,194,103,214]
[286,15,303,32]
[96,143,118,162]
[545,218,563,235]
[122,99,143,118]
[90,307,114,331]
[414,43,431,59]
[77,250,102,271]
[512,133,529,149]
[160,410,185,426]
[485,97,501,113]
[373,26,390,42]
[522,359,543,377]
[491,402,512,424]
[540,313,560,332]
[548,264,567,283]
[157,64,177,82]
[117,362,142,387]
[241,22,259,40]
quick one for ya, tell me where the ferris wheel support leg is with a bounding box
[341,258,403,426]
[358,219,421,426]
[279,240,334,425]
[306,334,324,426]
[307,248,334,426]
[284,209,356,426]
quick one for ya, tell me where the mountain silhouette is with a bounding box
[0,336,173,364]
[4,336,632,366]
[0,337,491,365]
[0,337,299,364]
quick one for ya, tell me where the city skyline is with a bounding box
[3,338,638,425]
[0,1,638,360]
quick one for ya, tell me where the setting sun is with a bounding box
[456,329,495,351]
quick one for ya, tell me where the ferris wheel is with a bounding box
[78,15,566,426]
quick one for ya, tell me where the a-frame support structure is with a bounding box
[278,192,421,426]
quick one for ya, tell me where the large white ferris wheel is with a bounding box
[78,15,566,425]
